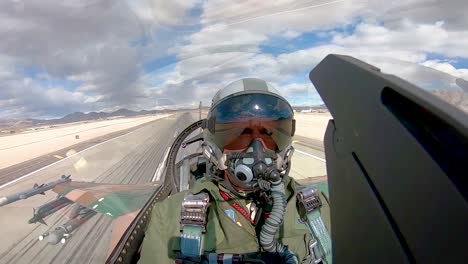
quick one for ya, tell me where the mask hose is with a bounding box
[259,179,298,264]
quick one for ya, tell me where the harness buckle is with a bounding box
[180,192,210,233]
[178,192,210,261]
[296,187,322,222]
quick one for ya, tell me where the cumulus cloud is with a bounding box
[0,72,99,118]
[271,19,468,74]
[331,21,468,58]
[150,0,467,107]
[1,0,467,118]
[144,47,323,107]
[421,60,468,80]
[198,0,467,46]
[200,0,363,34]
[128,0,201,26]
[0,0,199,118]
[148,18,468,106]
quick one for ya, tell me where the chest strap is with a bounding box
[297,187,332,264]
[179,192,210,262]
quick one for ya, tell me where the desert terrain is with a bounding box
[0,114,170,170]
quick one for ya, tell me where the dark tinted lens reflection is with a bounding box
[210,94,293,151]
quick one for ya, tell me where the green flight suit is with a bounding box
[139,176,330,264]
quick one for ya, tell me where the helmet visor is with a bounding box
[208,93,294,151]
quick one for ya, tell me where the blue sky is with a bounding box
[0,0,467,119]
[448,58,468,69]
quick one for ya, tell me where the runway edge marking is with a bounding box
[294,149,326,163]
[152,147,171,182]
[0,115,170,190]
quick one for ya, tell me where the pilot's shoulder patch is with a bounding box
[224,209,235,222]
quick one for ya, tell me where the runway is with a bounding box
[0,117,173,187]
[0,115,167,170]
[0,112,328,264]
[0,113,194,264]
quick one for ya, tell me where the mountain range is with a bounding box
[0,103,332,131]
[0,108,176,131]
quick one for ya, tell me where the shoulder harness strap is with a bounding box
[297,187,332,264]
[178,192,210,262]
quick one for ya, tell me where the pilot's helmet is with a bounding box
[203,78,295,192]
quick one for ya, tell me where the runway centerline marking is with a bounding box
[53,155,64,159]
[0,115,169,190]
[295,149,326,163]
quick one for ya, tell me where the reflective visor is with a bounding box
[208,93,294,151]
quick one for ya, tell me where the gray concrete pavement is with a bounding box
[290,136,327,180]
[0,117,175,187]
[0,113,194,264]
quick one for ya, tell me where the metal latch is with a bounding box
[307,239,323,264]
[297,187,322,222]
[180,192,210,232]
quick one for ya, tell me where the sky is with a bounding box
[0,0,467,119]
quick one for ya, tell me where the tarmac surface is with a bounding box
[0,117,174,187]
[0,112,327,264]
[0,115,166,170]
[0,113,191,264]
